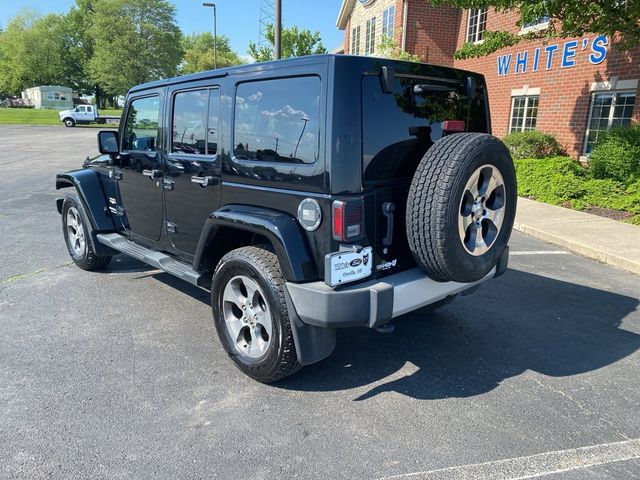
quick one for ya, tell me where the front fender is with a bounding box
[56,169,115,232]
[195,204,317,282]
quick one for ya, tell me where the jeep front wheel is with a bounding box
[211,247,301,383]
[406,133,516,283]
[61,193,112,270]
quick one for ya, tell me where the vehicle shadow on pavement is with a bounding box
[277,268,640,400]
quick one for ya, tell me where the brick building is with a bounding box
[336,0,640,159]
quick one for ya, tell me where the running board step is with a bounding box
[96,233,209,287]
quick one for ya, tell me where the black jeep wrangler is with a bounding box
[56,55,516,383]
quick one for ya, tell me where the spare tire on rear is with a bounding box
[406,133,516,283]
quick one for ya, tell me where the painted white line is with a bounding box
[510,250,569,256]
[379,437,640,480]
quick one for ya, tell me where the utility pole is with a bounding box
[274,0,282,59]
[203,3,218,69]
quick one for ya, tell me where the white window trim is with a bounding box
[511,86,541,97]
[590,77,638,92]
[509,92,540,133]
[518,20,550,36]
[583,87,637,154]
[466,8,487,44]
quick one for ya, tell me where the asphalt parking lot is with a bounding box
[1,125,640,479]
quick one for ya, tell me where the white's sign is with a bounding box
[497,35,609,77]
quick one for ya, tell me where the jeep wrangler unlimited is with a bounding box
[56,55,516,383]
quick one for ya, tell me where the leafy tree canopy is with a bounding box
[181,32,244,74]
[431,0,640,58]
[89,0,183,96]
[248,24,327,62]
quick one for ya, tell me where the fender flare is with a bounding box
[56,169,115,232]
[194,204,317,283]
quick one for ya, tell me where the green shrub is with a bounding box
[588,125,640,182]
[515,156,585,205]
[503,131,565,160]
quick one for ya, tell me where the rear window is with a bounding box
[362,75,488,183]
[233,76,321,165]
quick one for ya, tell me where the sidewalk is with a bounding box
[514,197,640,276]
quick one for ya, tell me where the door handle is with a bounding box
[191,175,217,187]
[142,169,162,179]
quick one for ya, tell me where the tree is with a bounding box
[88,0,183,97]
[180,32,244,74]
[0,11,67,96]
[61,0,98,98]
[248,24,327,62]
[431,0,640,59]
[378,35,421,62]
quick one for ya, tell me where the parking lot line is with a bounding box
[379,437,640,480]
[510,251,569,256]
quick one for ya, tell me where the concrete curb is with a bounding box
[513,198,640,277]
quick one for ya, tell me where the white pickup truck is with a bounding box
[59,105,120,127]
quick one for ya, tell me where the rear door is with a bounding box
[116,93,165,241]
[361,71,488,276]
[164,86,222,256]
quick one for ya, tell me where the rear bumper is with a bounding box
[286,247,508,329]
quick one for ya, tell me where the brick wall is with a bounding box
[404,0,461,66]
[453,8,640,157]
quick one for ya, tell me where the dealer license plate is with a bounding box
[327,247,373,287]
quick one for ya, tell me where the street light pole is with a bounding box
[274,0,282,60]
[203,3,217,69]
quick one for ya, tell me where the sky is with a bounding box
[0,0,346,56]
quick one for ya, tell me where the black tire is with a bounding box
[61,193,112,271]
[406,133,516,283]
[211,247,301,383]
[63,118,76,128]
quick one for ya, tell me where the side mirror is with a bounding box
[98,130,119,154]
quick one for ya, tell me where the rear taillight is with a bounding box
[443,120,466,132]
[332,200,364,242]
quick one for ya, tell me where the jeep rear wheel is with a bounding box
[211,247,301,383]
[406,133,516,283]
[61,193,112,270]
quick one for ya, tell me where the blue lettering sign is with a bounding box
[515,51,528,74]
[497,54,512,76]
[590,35,608,64]
[532,48,540,72]
[562,40,578,68]
[545,44,559,70]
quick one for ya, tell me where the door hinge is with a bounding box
[108,205,126,216]
[166,221,178,234]
[162,178,175,191]
[109,168,123,181]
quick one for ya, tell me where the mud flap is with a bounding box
[284,288,336,366]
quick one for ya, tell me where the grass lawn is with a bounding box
[0,107,122,126]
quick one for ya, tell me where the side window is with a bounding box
[77,106,86,113]
[172,90,208,154]
[234,77,320,164]
[122,96,160,152]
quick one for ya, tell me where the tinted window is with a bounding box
[234,77,320,164]
[122,96,160,152]
[172,90,207,154]
[362,75,488,183]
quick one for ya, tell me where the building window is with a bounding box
[351,25,361,55]
[46,92,62,101]
[585,91,636,153]
[523,15,550,28]
[365,17,376,56]
[382,6,395,39]
[509,95,539,133]
[466,8,487,44]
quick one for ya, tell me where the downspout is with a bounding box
[401,0,408,51]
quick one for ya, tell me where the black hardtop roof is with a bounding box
[128,54,484,94]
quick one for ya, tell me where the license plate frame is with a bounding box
[325,247,373,287]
